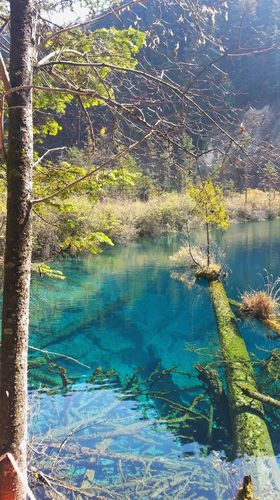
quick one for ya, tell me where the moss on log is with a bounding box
[228,298,243,309]
[28,356,47,369]
[209,280,274,457]
[29,369,61,387]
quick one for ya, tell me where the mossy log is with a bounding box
[29,369,61,387]
[228,298,243,309]
[210,281,280,497]
[210,280,274,457]
[28,356,48,369]
[263,318,280,335]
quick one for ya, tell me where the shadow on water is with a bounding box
[28,220,280,498]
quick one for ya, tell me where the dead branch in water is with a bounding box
[237,383,280,410]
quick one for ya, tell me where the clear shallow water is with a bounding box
[28,220,280,498]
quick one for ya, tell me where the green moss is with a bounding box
[29,369,60,387]
[228,298,243,309]
[210,280,274,457]
[28,356,47,369]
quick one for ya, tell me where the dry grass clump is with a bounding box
[241,272,280,320]
[241,291,277,320]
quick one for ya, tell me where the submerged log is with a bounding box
[210,280,274,457]
[195,363,224,405]
[29,369,60,387]
[28,356,48,369]
[195,363,231,446]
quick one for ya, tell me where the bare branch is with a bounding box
[34,146,68,167]
[0,52,10,91]
[77,96,95,157]
[0,93,6,162]
[28,345,91,370]
[41,0,148,46]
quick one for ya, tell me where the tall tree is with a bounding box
[0,0,34,497]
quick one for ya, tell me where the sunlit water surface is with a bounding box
[28,220,280,498]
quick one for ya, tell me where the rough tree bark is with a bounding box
[0,0,34,498]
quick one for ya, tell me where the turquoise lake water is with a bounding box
[28,220,280,498]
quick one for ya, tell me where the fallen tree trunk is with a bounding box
[263,318,280,335]
[209,280,280,498]
[210,280,274,457]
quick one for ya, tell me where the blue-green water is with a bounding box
[29,221,280,498]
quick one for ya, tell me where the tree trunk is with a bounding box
[0,0,34,498]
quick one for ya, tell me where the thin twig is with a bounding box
[34,146,68,167]
[28,345,91,369]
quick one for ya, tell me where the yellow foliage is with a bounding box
[187,179,229,229]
